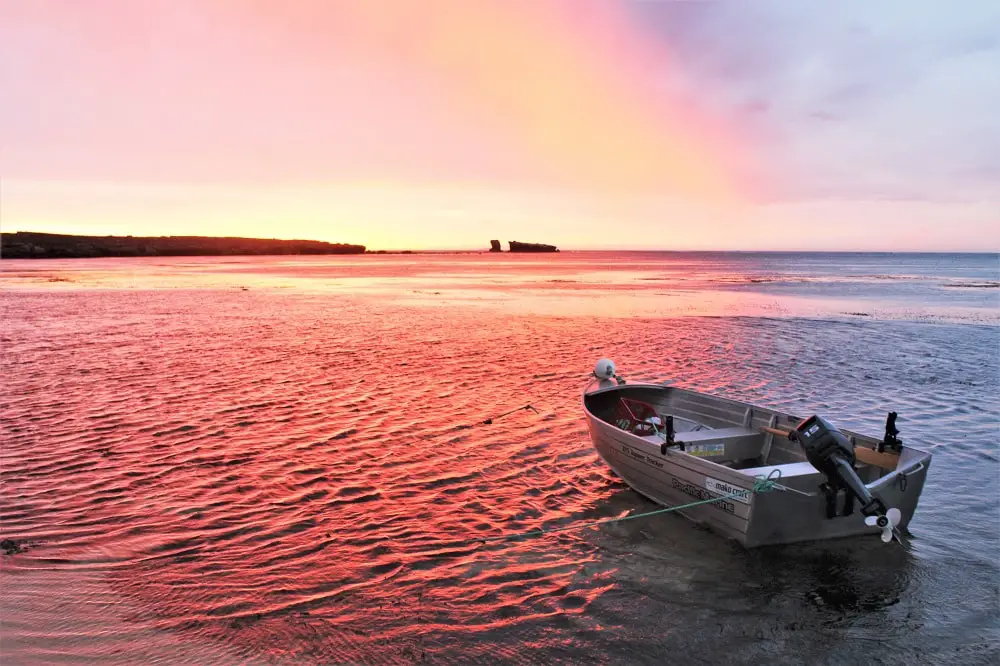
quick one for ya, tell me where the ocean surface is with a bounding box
[1,251,998,665]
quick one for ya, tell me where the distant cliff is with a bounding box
[508,240,559,253]
[0,232,366,258]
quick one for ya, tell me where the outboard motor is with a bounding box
[793,415,886,518]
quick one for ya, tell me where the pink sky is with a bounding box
[2,1,997,250]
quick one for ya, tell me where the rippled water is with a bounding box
[2,252,998,665]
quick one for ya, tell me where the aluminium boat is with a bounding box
[582,359,931,547]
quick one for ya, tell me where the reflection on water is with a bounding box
[2,251,998,323]
[1,253,998,665]
[806,552,905,613]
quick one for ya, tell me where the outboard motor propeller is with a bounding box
[792,415,900,540]
[866,508,903,543]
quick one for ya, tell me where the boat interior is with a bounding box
[585,384,903,484]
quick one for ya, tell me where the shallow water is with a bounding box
[2,252,998,665]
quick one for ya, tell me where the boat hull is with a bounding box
[583,382,931,548]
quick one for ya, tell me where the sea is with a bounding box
[1,251,998,665]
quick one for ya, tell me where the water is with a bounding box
[1,252,998,665]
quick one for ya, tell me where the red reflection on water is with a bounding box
[2,253,996,662]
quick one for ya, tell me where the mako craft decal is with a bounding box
[705,477,752,504]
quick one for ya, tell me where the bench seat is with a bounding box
[736,461,819,478]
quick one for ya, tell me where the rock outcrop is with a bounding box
[489,240,502,252]
[508,241,559,253]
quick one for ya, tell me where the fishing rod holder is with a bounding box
[878,411,902,453]
[658,415,685,454]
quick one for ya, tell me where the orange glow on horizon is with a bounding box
[1,1,785,247]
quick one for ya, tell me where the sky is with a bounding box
[1,0,998,251]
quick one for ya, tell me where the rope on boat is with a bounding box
[474,471,781,545]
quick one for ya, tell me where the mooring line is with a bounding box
[465,472,780,546]
[479,403,539,425]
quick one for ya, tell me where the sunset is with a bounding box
[3,0,996,250]
[2,3,998,665]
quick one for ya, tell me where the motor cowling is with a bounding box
[796,415,856,472]
[793,415,886,517]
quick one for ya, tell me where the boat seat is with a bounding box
[643,427,763,444]
[639,426,757,445]
[735,461,819,478]
[676,427,760,444]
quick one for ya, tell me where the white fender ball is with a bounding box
[594,358,616,379]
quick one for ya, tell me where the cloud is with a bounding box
[627,0,1000,203]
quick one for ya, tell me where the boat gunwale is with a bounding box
[579,379,934,461]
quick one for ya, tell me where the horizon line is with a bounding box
[3,230,997,255]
